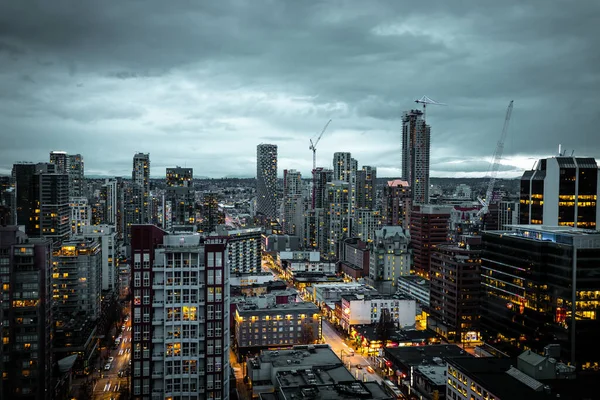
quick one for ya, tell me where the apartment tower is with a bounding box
[401,109,431,204]
[256,144,278,219]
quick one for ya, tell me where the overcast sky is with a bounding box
[1,1,598,179]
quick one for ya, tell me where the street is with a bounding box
[93,307,132,400]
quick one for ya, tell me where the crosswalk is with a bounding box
[103,382,120,392]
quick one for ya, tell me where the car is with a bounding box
[108,357,114,363]
[104,363,111,371]
[356,365,363,369]
[121,325,126,330]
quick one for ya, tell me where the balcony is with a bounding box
[152,281,164,289]
[152,299,164,307]
[198,335,205,341]
[152,336,163,343]
[152,318,164,325]
[151,352,164,361]
[151,371,163,379]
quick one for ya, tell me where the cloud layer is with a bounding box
[1,0,598,178]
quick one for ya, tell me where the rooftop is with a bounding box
[276,366,354,388]
[252,345,342,370]
[384,344,471,367]
[280,381,393,400]
[353,326,436,343]
[237,301,319,316]
[398,275,430,285]
[417,364,447,386]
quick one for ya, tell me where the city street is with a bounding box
[93,309,132,400]
[321,319,383,384]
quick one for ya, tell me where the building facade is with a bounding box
[130,226,230,399]
[256,144,278,219]
[410,204,452,278]
[368,226,411,294]
[519,156,599,228]
[401,109,431,204]
[340,294,416,330]
[382,179,411,229]
[69,197,91,236]
[219,227,262,274]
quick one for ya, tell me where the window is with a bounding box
[143,271,150,287]
[207,270,214,285]
[215,287,222,302]
[134,272,141,287]
[208,287,214,302]
[215,269,222,284]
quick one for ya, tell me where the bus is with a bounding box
[383,380,405,399]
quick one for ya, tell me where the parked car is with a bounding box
[108,357,114,363]
[104,363,111,371]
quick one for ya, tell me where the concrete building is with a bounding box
[67,154,85,198]
[164,167,195,228]
[257,144,278,219]
[410,204,452,278]
[338,238,370,280]
[265,234,301,252]
[481,225,600,368]
[497,199,519,229]
[200,192,224,234]
[382,179,411,229]
[340,293,416,331]
[368,226,411,295]
[303,208,326,251]
[130,226,230,399]
[429,237,482,343]
[217,227,262,274]
[234,302,321,354]
[325,181,350,259]
[352,208,380,243]
[77,225,118,292]
[69,196,91,235]
[13,162,70,241]
[282,169,304,236]
[333,152,354,183]
[401,109,430,204]
[132,153,151,224]
[166,167,193,187]
[519,156,599,228]
[355,166,377,210]
[396,275,430,307]
[0,227,53,400]
[313,283,378,310]
[311,167,333,210]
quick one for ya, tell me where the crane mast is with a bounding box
[478,100,514,217]
[309,119,332,171]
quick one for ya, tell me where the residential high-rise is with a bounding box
[429,237,481,343]
[0,227,53,400]
[13,162,70,241]
[355,166,377,210]
[368,226,411,294]
[200,192,224,234]
[324,181,350,259]
[69,197,91,235]
[497,199,519,229]
[382,179,412,229]
[165,167,196,227]
[352,209,380,243]
[519,156,599,228]
[49,151,68,173]
[0,176,15,225]
[133,153,151,224]
[256,144,278,219]
[130,226,230,399]
[77,225,119,292]
[401,109,431,204]
[311,167,333,209]
[333,152,353,182]
[410,204,451,278]
[282,169,303,236]
[481,226,600,368]
[304,208,326,251]
[216,226,262,274]
[50,151,84,197]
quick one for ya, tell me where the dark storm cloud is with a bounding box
[0,0,598,178]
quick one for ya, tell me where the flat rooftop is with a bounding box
[417,364,447,386]
[280,381,393,400]
[254,345,342,369]
[276,365,353,387]
[237,301,318,315]
[384,344,471,367]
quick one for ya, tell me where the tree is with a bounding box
[299,324,314,344]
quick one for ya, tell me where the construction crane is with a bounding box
[415,95,446,119]
[477,100,514,219]
[309,119,332,171]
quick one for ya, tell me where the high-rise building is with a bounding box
[133,153,151,224]
[410,204,452,278]
[69,196,91,235]
[311,168,333,210]
[0,176,15,225]
[519,156,599,228]
[13,162,70,241]
[101,178,120,226]
[200,192,224,234]
[304,208,326,251]
[256,144,278,219]
[382,179,411,229]
[332,152,353,182]
[324,181,350,259]
[401,109,431,204]
[216,226,262,274]
[352,209,380,243]
[497,199,519,229]
[50,151,84,197]
[0,227,53,400]
[355,166,377,210]
[77,225,119,292]
[282,169,303,236]
[481,225,600,368]
[130,226,230,399]
[49,151,68,173]
[368,226,411,294]
[429,236,481,343]
[165,167,196,228]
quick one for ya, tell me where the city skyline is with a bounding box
[0,1,599,178]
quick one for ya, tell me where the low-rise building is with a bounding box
[235,302,321,359]
[340,293,416,331]
[396,275,430,307]
[368,226,411,295]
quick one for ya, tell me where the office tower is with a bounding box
[13,162,70,241]
[165,167,196,228]
[52,239,102,373]
[200,192,224,234]
[0,176,15,225]
[282,169,303,236]
[401,109,431,204]
[368,226,411,295]
[497,200,519,229]
[69,197,91,235]
[429,236,481,343]
[0,227,53,400]
[355,166,377,210]
[216,226,262,274]
[50,151,85,197]
[166,167,193,187]
[324,181,350,259]
[410,204,452,278]
[481,226,600,368]
[256,144,278,219]
[130,226,230,399]
[311,168,333,209]
[519,156,599,228]
[77,225,119,292]
[133,153,151,224]
[382,179,412,229]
